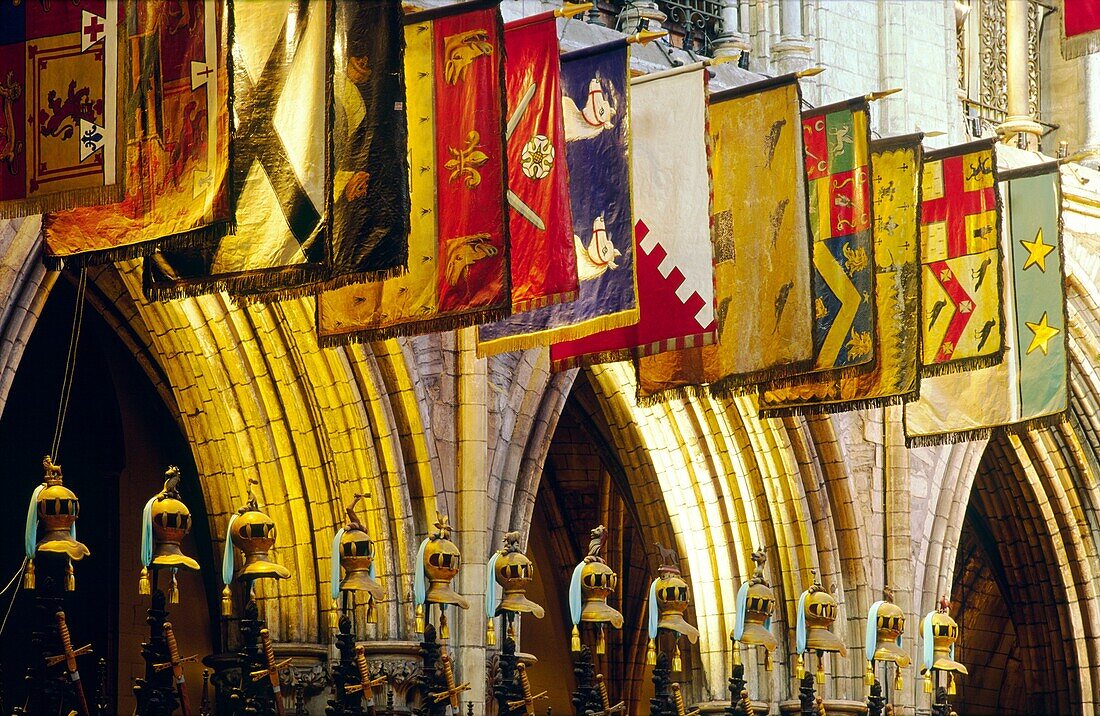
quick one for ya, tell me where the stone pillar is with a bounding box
[772,0,812,76]
[883,405,914,716]
[998,0,1042,148]
[1081,53,1100,167]
[617,0,667,36]
[712,0,750,60]
[456,326,488,716]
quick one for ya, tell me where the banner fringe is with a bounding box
[758,390,915,419]
[904,426,993,449]
[707,358,815,398]
[512,289,578,314]
[475,307,640,358]
[551,348,632,373]
[635,382,711,408]
[761,357,878,391]
[143,264,326,303]
[918,347,1004,378]
[45,221,232,270]
[1000,412,1069,437]
[1062,32,1100,60]
[0,185,124,221]
[320,264,408,290]
[319,306,511,348]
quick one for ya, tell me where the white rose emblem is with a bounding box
[521,134,555,179]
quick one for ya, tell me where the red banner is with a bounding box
[433,6,509,314]
[1063,0,1100,58]
[503,13,576,311]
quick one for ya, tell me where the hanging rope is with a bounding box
[50,268,87,461]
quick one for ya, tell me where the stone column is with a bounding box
[772,0,812,76]
[998,0,1042,148]
[1081,53,1100,167]
[456,326,488,716]
[712,0,750,60]
[617,0,667,36]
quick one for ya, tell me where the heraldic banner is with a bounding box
[761,134,922,415]
[634,73,813,403]
[793,97,876,380]
[919,138,1003,376]
[44,0,230,267]
[0,0,122,218]
[476,39,635,356]
[502,12,576,312]
[905,150,1066,446]
[1062,0,1100,59]
[144,0,331,300]
[328,0,409,286]
[317,0,508,342]
[549,63,713,371]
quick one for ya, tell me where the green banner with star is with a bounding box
[1009,165,1066,421]
[904,154,1066,446]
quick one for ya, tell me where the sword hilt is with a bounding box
[597,674,610,710]
[353,646,386,693]
[670,684,699,716]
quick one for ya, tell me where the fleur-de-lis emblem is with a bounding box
[445,131,489,189]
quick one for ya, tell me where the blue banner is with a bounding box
[478,41,637,355]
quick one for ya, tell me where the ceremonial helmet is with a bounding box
[734,549,778,652]
[417,514,469,609]
[32,455,90,561]
[650,543,699,642]
[579,560,622,626]
[223,483,291,583]
[333,495,382,600]
[146,467,200,572]
[489,531,544,617]
[921,597,967,675]
[867,588,909,667]
[797,570,847,656]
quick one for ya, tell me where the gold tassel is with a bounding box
[330,599,340,631]
[221,586,233,617]
[764,650,773,672]
[865,661,875,687]
[732,641,741,666]
[440,610,450,639]
[947,673,956,695]
[596,626,606,655]
[895,667,903,691]
[646,638,656,665]
[139,567,150,595]
[815,654,825,684]
[415,604,424,633]
[486,618,496,647]
[65,562,75,592]
[923,672,933,694]
[367,596,376,624]
[571,625,581,652]
[796,654,805,680]
[507,620,516,639]
[168,570,179,604]
[23,561,34,590]
[672,644,682,672]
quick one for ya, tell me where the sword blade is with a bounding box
[507,190,546,231]
[507,83,537,140]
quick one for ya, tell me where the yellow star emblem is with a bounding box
[1025,311,1060,355]
[1020,227,1055,272]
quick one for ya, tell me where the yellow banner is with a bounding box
[636,75,813,402]
[760,135,923,414]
